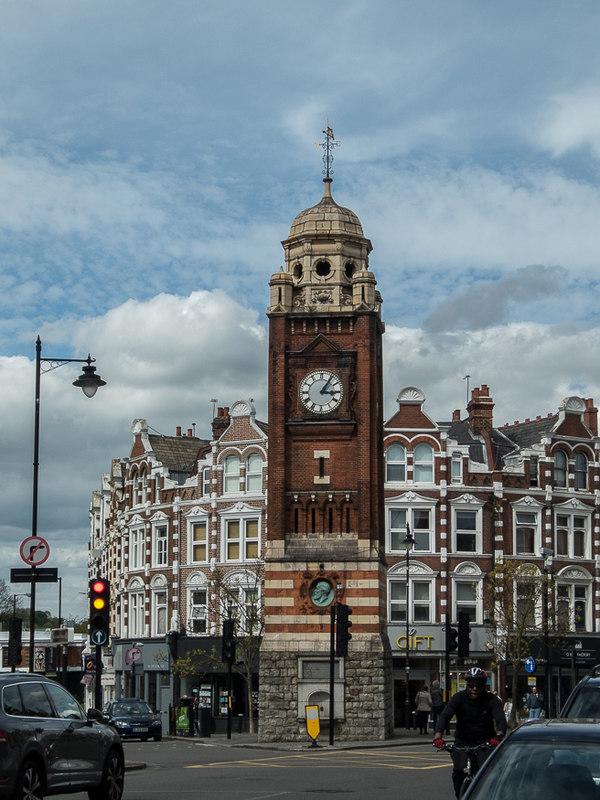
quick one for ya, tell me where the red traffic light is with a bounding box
[91,580,106,594]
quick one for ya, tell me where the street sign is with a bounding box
[525,657,536,673]
[10,567,58,584]
[91,630,108,646]
[125,646,142,665]
[20,536,50,566]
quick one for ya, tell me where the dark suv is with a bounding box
[559,664,600,718]
[0,673,124,800]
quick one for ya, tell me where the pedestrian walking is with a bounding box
[415,683,432,734]
[430,679,444,733]
[525,686,544,719]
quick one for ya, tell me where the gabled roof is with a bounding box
[147,435,209,473]
[500,415,557,448]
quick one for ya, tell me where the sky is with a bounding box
[1,0,599,621]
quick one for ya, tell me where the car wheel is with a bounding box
[14,759,44,800]
[154,735,162,742]
[88,749,124,800]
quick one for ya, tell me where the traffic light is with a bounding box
[8,617,22,667]
[335,604,353,657]
[458,612,471,658]
[447,625,458,653]
[89,578,110,645]
[222,618,236,664]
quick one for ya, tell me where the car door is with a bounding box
[43,682,105,788]
[18,681,73,792]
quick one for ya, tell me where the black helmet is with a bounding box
[464,667,487,682]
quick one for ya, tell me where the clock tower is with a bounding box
[259,133,392,742]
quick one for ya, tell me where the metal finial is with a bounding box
[314,120,340,179]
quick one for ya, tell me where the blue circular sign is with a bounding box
[525,657,536,673]
[91,629,107,646]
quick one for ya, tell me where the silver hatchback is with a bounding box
[0,673,124,800]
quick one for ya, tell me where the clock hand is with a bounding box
[320,376,333,395]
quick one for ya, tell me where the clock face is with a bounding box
[299,369,343,414]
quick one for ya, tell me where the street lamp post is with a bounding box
[29,336,106,673]
[541,548,553,717]
[404,523,415,730]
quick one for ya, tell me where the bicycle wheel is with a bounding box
[459,776,472,798]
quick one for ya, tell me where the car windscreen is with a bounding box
[468,739,600,800]
[114,702,153,715]
[563,685,600,718]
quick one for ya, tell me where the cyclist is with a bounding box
[433,667,506,798]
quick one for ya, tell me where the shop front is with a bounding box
[388,624,497,728]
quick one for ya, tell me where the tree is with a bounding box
[485,559,567,727]
[173,563,264,734]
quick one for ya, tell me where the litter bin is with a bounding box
[198,707,211,737]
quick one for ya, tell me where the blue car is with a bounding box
[102,698,162,742]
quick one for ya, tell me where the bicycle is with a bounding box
[433,740,493,798]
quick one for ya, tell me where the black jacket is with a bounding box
[436,690,507,744]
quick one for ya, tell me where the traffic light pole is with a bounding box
[329,604,335,746]
[445,612,451,708]
[94,643,103,709]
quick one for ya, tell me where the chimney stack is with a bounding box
[467,385,494,437]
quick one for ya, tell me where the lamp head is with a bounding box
[73,357,106,398]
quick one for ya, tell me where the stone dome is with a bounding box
[287,180,364,240]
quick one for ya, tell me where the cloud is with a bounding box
[423,264,568,332]
[536,82,600,159]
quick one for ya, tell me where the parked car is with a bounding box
[559,664,600,718]
[0,672,124,800]
[102,698,162,741]
[461,719,600,799]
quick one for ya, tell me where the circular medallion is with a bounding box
[299,369,343,414]
[309,579,334,607]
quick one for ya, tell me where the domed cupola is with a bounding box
[269,165,381,317]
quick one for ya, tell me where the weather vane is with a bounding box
[315,121,340,179]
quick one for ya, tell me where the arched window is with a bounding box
[245,454,263,492]
[554,450,568,488]
[413,443,434,482]
[574,452,588,490]
[223,455,240,493]
[386,444,406,482]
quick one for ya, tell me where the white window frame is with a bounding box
[129,526,145,570]
[412,443,434,483]
[387,563,436,624]
[451,564,484,624]
[556,570,591,632]
[151,583,168,637]
[385,443,406,483]
[152,520,169,567]
[186,573,209,635]
[221,570,262,636]
[220,505,261,562]
[245,453,263,492]
[128,580,144,638]
[451,496,484,555]
[554,449,568,488]
[202,466,211,496]
[574,452,588,490]
[386,494,437,554]
[186,510,210,564]
[554,501,592,560]
[223,455,241,494]
[450,451,463,484]
[512,499,544,556]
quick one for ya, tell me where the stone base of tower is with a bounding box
[258,635,393,743]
